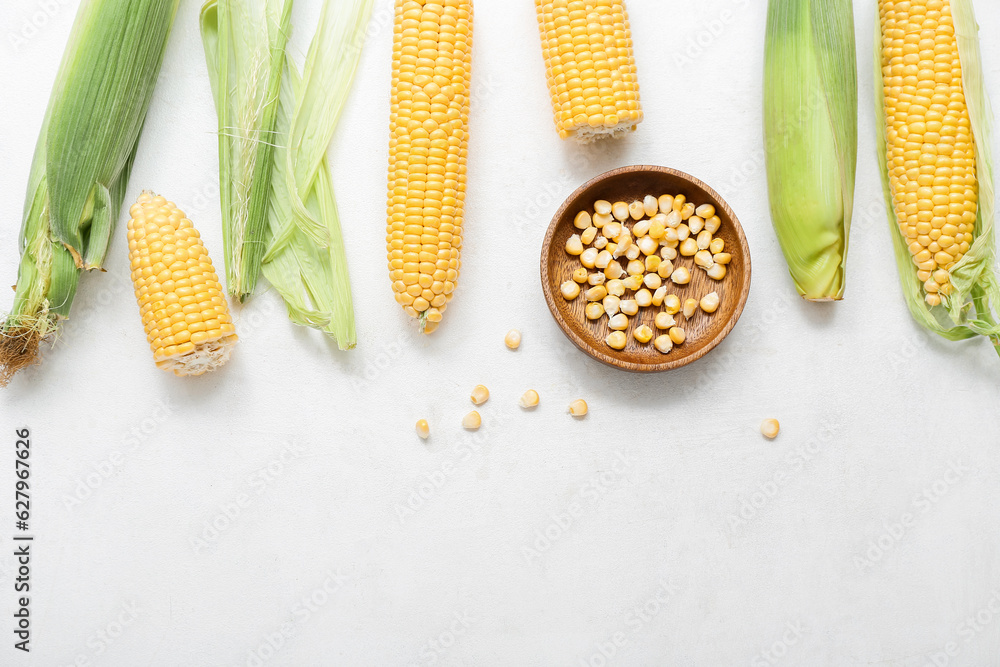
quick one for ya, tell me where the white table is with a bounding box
[2,0,1000,664]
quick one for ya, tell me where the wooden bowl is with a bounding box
[540,165,751,372]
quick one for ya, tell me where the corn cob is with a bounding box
[880,0,974,306]
[386,0,473,334]
[535,0,642,142]
[127,192,237,376]
[875,0,1000,350]
[764,0,856,301]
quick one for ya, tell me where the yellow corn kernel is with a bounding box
[505,329,521,349]
[568,399,588,416]
[633,325,653,344]
[462,411,482,430]
[761,418,780,439]
[519,389,540,408]
[415,419,430,440]
[471,384,490,405]
[605,330,627,350]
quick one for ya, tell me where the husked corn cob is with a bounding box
[535,0,642,142]
[386,0,473,334]
[879,0,976,307]
[127,192,237,376]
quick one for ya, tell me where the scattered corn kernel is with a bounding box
[679,237,698,257]
[606,279,625,297]
[416,419,430,440]
[632,218,651,238]
[604,262,623,280]
[665,210,682,229]
[671,267,691,285]
[628,200,645,220]
[652,285,667,306]
[612,201,629,221]
[603,295,621,316]
[643,273,662,290]
[680,202,696,220]
[633,324,653,343]
[471,384,490,405]
[661,245,677,260]
[694,250,714,268]
[581,226,598,245]
[688,216,704,234]
[713,252,731,265]
[604,221,622,240]
[574,211,592,229]
[636,288,653,308]
[761,418,780,439]
[700,292,720,313]
[707,263,727,280]
[677,224,690,242]
[653,334,673,354]
[609,312,630,330]
[588,272,606,286]
[594,235,609,249]
[709,237,725,254]
[463,411,482,430]
[620,299,639,316]
[696,204,716,219]
[622,275,643,291]
[573,267,589,283]
[668,326,686,345]
[638,236,658,256]
[664,294,680,314]
[658,194,674,213]
[505,329,521,349]
[606,330,627,349]
[705,215,721,234]
[595,249,613,269]
[586,285,608,301]
[648,216,666,239]
[643,195,659,217]
[569,399,588,417]
[644,255,661,273]
[594,200,612,215]
[655,312,676,329]
[519,389,540,408]
[627,259,645,276]
[683,298,698,318]
[697,230,713,250]
[561,280,580,300]
[566,234,584,255]
[585,302,604,320]
[580,247,598,268]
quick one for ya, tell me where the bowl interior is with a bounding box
[541,165,751,372]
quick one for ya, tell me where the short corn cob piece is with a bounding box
[535,0,642,142]
[879,0,976,307]
[386,0,473,334]
[127,192,237,376]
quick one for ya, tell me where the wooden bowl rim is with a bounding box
[539,164,752,373]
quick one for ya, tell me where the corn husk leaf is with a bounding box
[200,0,293,301]
[1,0,179,385]
[764,0,857,301]
[874,0,1000,349]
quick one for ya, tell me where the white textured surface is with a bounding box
[2,0,1000,665]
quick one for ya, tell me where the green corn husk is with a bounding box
[200,0,293,302]
[874,0,1000,353]
[201,0,371,350]
[0,0,180,386]
[764,0,857,301]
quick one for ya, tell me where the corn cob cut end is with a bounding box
[565,118,641,144]
[128,192,237,377]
